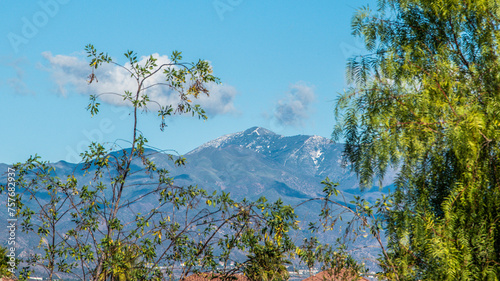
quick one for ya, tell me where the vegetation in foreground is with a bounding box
[2,0,500,280]
[1,45,367,281]
[334,0,500,279]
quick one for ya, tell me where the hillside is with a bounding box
[0,127,394,274]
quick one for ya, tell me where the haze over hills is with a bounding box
[0,126,396,273]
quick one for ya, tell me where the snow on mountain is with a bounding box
[188,127,277,154]
[0,127,392,272]
[188,127,353,184]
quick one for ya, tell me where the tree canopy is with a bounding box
[3,45,305,281]
[334,0,500,279]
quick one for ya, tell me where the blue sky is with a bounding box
[1,0,373,164]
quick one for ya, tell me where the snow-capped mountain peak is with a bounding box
[186,127,344,178]
[243,126,276,136]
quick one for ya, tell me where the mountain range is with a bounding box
[0,126,396,273]
[167,126,394,202]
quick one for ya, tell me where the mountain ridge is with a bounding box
[0,126,390,273]
[187,126,345,180]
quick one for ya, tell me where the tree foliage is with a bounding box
[1,45,304,281]
[334,0,500,279]
[242,199,297,281]
[0,246,14,278]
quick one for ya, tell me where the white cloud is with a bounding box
[41,52,237,116]
[272,82,315,127]
[198,82,237,115]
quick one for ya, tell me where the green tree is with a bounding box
[0,246,14,278]
[96,242,144,281]
[4,45,301,281]
[242,199,297,281]
[334,0,500,279]
[244,240,290,281]
[9,45,223,281]
[296,237,365,279]
[295,179,371,279]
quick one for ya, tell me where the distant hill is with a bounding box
[0,126,396,273]
[170,126,394,201]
